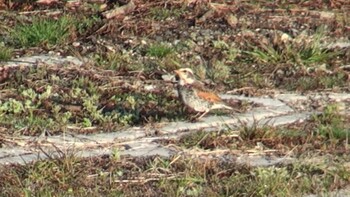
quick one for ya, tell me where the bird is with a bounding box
[174,68,233,120]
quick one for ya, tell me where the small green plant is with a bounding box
[157,53,182,71]
[313,105,348,141]
[319,72,347,88]
[0,44,12,61]
[297,30,338,65]
[0,85,60,135]
[76,15,101,35]
[248,45,283,64]
[179,131,209,148]
[239,120,272,141]
[83,94,104,122]
[253,167,290,196]
[207,60,231,82]
[82,118,92,127]
[149,7,183,20]
[147,156,173,171]
[147,43,174,58]
[94,51,140,71]
[247,27,338,67]
[295,76,319,91]
[111,148,121,161]
[11,15,75,47]
[0,98,24,114]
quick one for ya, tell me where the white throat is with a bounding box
[179,77,194,86]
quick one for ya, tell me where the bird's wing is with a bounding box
[187,81,222,103]
[196,89,222,103]
[190,80,206,90]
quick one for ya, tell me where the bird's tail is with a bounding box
[212,103,234,110]
[222,105,233,110]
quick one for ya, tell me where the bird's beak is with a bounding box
[173,69,182,83]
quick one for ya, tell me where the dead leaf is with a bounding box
[197,9,215,24]
[182,0,211,6]
[65,0,81,9]
[64,105,82,113]
[0,66,9,83]
[100,3,108,11]
[36,0,59,5]
[102,0,136,20]
[197,3,237,24]
[209,3,231,13]
[225,14,238,28]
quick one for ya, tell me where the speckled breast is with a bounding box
[177,85,211,112]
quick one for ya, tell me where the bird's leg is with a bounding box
[196,109,210,120]
[189,112,202,122]
[189,109,210,122]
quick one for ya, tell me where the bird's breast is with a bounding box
[177,85,211,112]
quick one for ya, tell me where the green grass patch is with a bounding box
[312,105,349,142]
[178,130,210,148]
[248,41,338,67]
[282,71,347,91]
[146,43,174,58]
[294,76,320,91]
[149,7,184,21]
[11,15,75,47]
[319,72,347,89]
[76,15,101,35]
[94,51,141,71]
[0,44,13,61]
[207,60,231,82]
[246,28,339,67]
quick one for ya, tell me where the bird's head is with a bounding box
[174,68,196,86]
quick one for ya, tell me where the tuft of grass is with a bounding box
[312,105,349,141]
[146,43,174,58]
[11,15,75,47]
[297,30,339,65]
[213,40,239,62]
[319,72,347,89]
[250,166,291,196]
[247,44,283,64]
[178,131,209,148]
[76,15,101,35]
[94,51,140,71]
[247,28,339,67]
[149,7,184,21]
[239,119,274,141]
[0,43,13,61]
[207,60,231,82]
[283,71,347,91]
[300,77,319,91]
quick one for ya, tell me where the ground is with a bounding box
[0,0,349,196]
